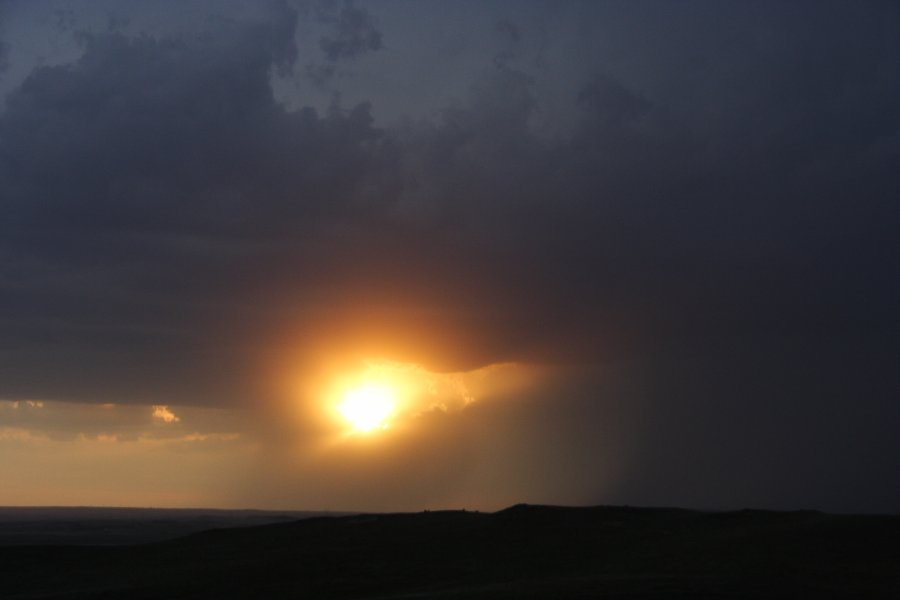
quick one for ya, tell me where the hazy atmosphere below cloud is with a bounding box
[0,0,898,513]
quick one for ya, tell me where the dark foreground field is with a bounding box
[1,504,898,599]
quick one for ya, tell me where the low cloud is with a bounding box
[181,432,241,442]
[0,427,49,443]
[0,422,256,507]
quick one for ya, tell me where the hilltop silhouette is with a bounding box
[1,504,898,598]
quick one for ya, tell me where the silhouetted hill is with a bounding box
[0,507,348,546]
[1,505,898,598]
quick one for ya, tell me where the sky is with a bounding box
[0,0,898,513]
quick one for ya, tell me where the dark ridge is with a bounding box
[0,507,351,546]
[0,504,897,599]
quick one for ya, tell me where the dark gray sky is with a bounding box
[0,0,898,513]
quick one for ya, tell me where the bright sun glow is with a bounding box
[337,383,395,432]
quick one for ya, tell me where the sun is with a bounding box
[337,383,395,432]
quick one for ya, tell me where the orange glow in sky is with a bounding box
[281,356,535,444]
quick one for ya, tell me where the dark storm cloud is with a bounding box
[0,41,7,76]
[316,2,382,61]
[304,1,383,86]
[2,0,898,400]
[491,18,521,67]
[0,0,898,511]
[493,20,520,44]
[0,1,382,404]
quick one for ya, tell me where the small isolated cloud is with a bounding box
[152,405,180,423]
